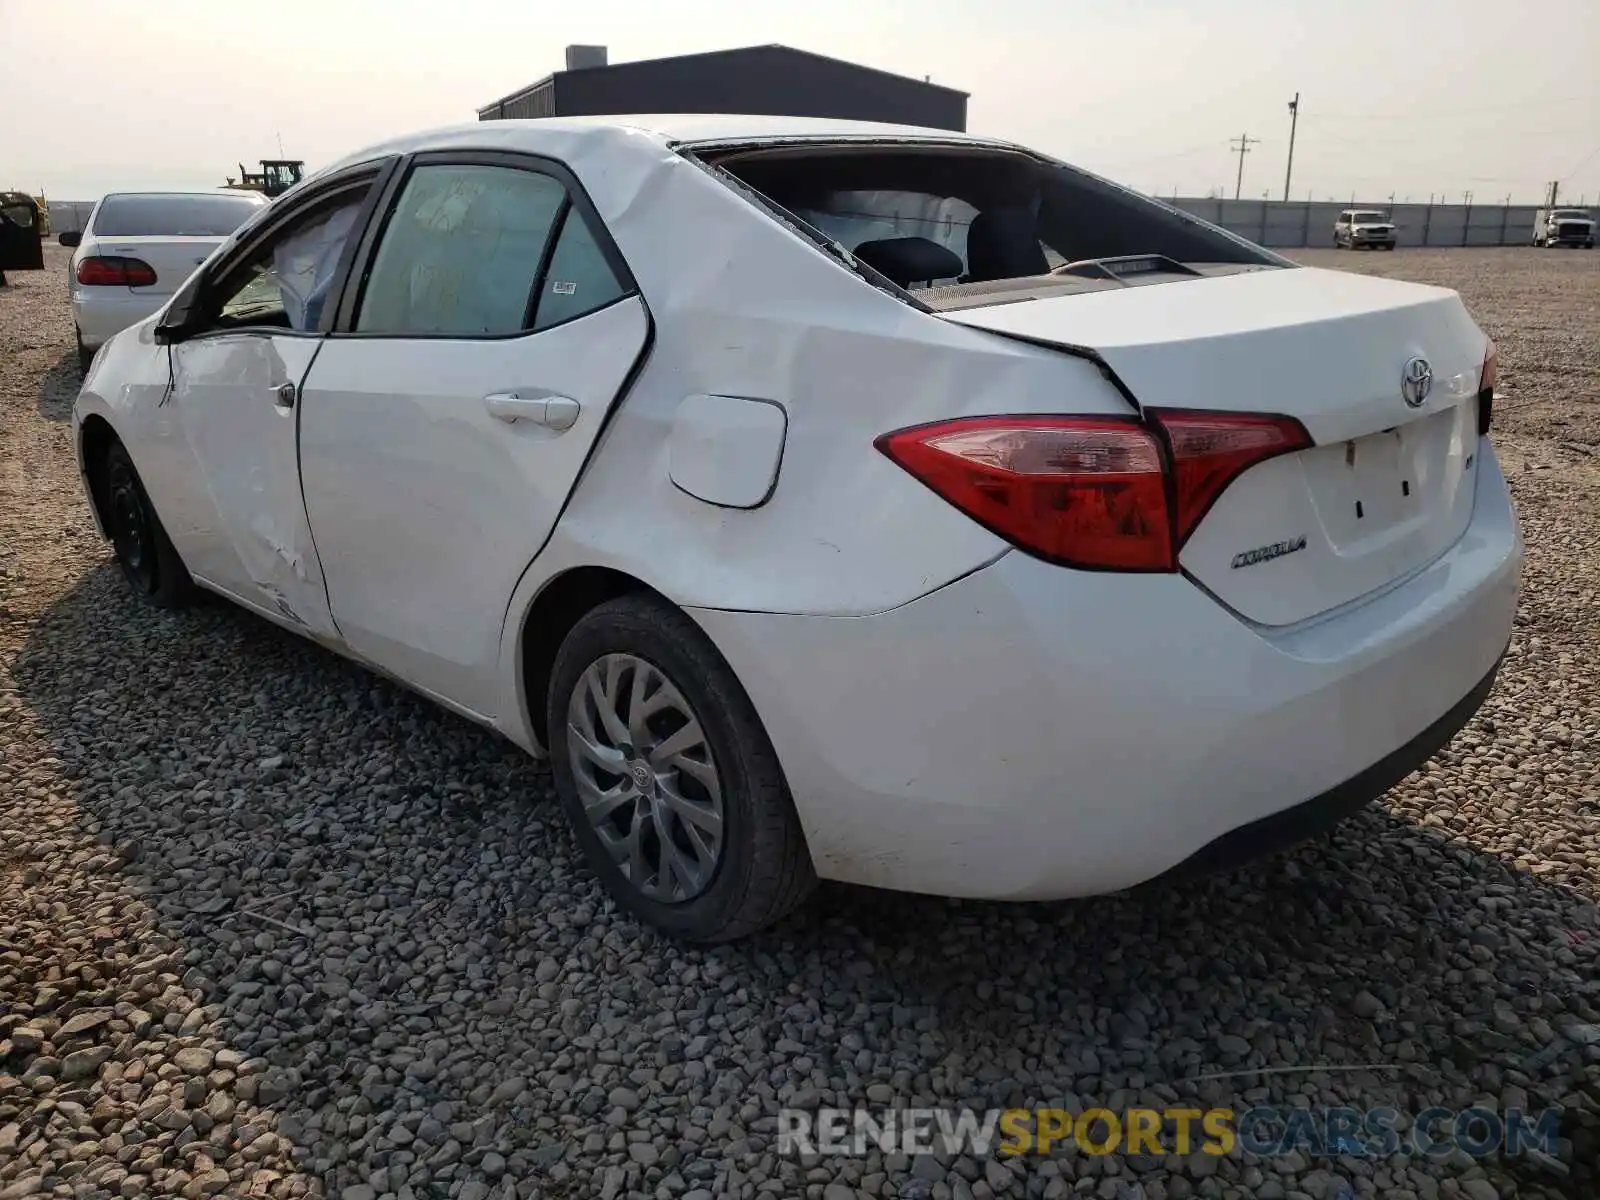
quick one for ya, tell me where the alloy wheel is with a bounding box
[565,652,725,903]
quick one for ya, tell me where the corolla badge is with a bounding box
[1401,356,1433,407]
[1231,535,1307,569]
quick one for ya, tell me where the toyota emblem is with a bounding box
[1401,356,1433,408]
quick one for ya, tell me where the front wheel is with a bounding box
[101,441,194,608]
[547,595,816,941]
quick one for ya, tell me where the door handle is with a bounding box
[273,382,297,409]
[484,393,581,431]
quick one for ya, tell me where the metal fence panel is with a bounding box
[43,201,96,236]
[1163,197,1557,249]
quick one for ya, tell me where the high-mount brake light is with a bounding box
[876,410,1311,572]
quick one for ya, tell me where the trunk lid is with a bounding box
[97,236,226,297]
[939,267,1489,626]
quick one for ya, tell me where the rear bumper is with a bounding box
[73,289,165,348]
[691,441,1522,900]
[1150,649,1502,882]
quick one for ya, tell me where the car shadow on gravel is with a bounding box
[36,349,80,422]
[12,567,1599,1196]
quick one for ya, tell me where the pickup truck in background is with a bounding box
[1333,209,1397,250]
[1532,209,1595,248]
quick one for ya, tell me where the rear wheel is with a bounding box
[101,441,194,608]
[547,595,815,941]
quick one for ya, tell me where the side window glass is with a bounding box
[533,209,627,330]
[212,190,368,332]
[356,164,566,336]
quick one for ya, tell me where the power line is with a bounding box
[1559,141,1600,181]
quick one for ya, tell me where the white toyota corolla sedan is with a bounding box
[72,116,1522,941]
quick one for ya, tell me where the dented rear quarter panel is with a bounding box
[483,126,1136,747]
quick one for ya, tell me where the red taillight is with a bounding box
[1477,341,1496,435]
[876,410,1310,573]
[1150,409,1312,545]
[76,256,158,288]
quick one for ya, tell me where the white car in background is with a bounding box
[1333,209,1397,250]
[62,190,268,369]
[72,116,1521,941]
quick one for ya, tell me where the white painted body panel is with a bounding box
[941,266,1492,625]
[1182,401,1478,626]
[692,447,1520,897]
[72,116,1524,905]
[73,286,167,350]
[667,395,788,509]
[298,299,650,715]
[107,236,225,299]
[169,333,336,635]
[939,267,1489,446]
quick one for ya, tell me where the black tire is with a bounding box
[76,327,92,374]
[547,594,816,941]
[100,441,194,608]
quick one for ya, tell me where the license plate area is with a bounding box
[1302,408,1463,550]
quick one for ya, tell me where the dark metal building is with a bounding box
[477,45,967,132]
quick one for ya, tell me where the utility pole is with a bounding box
[1230,133,1260,200]
[1282,93,1300,201]
[1548,181,1560,207]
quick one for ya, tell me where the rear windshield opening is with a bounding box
[701,144,1285,308]
[92,193,265,238]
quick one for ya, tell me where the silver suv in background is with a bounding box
[1334,210,1397,250]
[1532,209,1595,248]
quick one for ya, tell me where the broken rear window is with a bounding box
[696,143,1285,307]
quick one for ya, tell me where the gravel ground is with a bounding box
[2,245,1597,1200]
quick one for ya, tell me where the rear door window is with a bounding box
[356,164,567,336]
[532,208,628,330]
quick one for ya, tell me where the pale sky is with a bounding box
[2,0,1596,206]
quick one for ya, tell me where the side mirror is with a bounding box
[58,231,82,248]
[155,272,207,345]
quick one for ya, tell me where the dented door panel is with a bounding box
[170,333,336,637]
